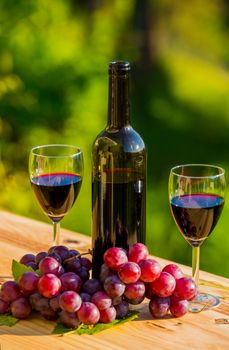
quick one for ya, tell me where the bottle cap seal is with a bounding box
[109,61,130,75]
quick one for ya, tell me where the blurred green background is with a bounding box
[0,0,229,277]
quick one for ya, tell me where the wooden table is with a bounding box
[0,210,228,350]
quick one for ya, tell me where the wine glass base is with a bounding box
[189,293,220,313]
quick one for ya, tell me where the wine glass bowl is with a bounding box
[169,164,226,311]
[29,144,83,244]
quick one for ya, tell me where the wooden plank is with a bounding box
[0,210,228,350]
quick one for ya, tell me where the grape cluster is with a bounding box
[101,243,196,318]
[0,243,197,328]
[0,246,93,327]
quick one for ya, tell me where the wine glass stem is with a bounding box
[53,221,60,245]
[192,246,200,287]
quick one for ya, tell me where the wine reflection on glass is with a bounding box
[169,164,225,312]
[29,144,83,245]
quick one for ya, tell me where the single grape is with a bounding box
[124,280,145,300]
[53,245,70,261]
[49,294,61,312]
[60,272,82,292]
[125,294,145,305]
[139,259,161,282]
[11,297,32,319]
[83,278,102,295]
[150,272,176,297]
[41,307,58,321]
[18,271,39,294]
[77,302,100,325]
[68,249,80,258]
[0,281,21,303]
[118,262,141,284]
[29,292,43,311]
[0,298,9,314]
[30,292,47,311]
[162,264,183,280]
[99,306,116,323]
[48,246,57,254]
[78,267,90,283]
[64,258,81,273]
[144,282,154,300]
[59,291,82,312]
[149,296,170,318]
[25,261,38,270]
[91,291,112,310]
[56,265,65,277]
[170,296,189,317]
[104,247,128,271]
[35,251,48,265]
[38,273,61,298]
[20,253,35,265]
[80,257,92,270]
[128,243,148,263]
[104,275,125,298]
[114,301,129,319]
[47,252,62,264]
[112,295,123,306]
[99,263,113,283]
[59,310,80,328]
[80,292,91,302]
[174,277,197,301]
[39,256,60,275]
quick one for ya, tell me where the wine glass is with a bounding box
[29,144,83,245]
[169,164,225,312]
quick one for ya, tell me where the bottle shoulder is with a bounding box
[92,126,146,153]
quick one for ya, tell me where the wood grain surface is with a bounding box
[0,210,228,350]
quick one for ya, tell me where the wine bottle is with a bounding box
[91,60,147,278]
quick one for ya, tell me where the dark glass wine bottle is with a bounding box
[91,60,147,278]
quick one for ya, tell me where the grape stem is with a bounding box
[63,249,92,264]
[61,322,85,337]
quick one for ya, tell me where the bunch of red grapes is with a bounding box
[0,243,196,328]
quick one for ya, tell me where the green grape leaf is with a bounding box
[52,311,139,336]
[52,322,75,335]
[11,259,34,282]
[0,314,19,326]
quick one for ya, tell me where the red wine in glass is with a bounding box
[169,164,226,312]
[171,194,224,247]
[29,144,83,244]
[31,173,82,222]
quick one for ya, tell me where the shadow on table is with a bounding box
[0,302,180,336]
[0,312,55,336]
[130,301,174,321]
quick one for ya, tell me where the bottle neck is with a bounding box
[107,71,131,129]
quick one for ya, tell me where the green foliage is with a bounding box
[52,311,138,335]
[0,314,19,327]
[12,259,35,282]
[0,0,229,277]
